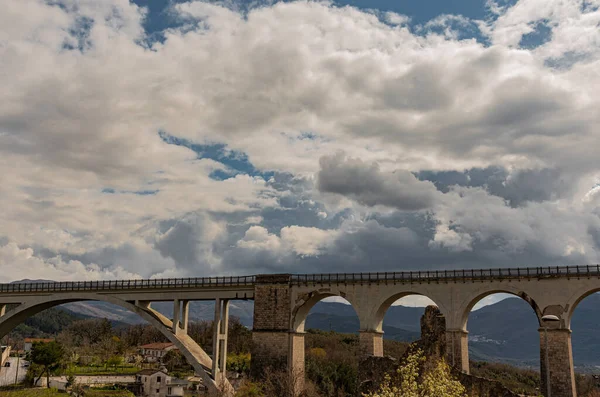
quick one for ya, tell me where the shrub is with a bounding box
[228,353,251,375]
[363,349,466,397]
[235,381,265,397]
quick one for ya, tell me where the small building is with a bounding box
[139,342,177,363]
[136,367,188,397]
[23,338,53,352]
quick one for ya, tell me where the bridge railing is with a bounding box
[289,264,600,285]
[0,275,256,293]
[2,265,599,293]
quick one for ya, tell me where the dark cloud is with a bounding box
[155,214,222,271]
[416,166,569,206]
[317,153,440,211]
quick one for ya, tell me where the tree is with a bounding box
[163,349,186,371]
[30,341,65,387]
[363,349,466,397]
[66,374,76,389]
[107,355,124,370]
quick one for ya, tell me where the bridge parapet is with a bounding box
[288,265,600,285]
[2,265,599,294]
[0,275,256,294]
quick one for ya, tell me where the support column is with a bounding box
[251,275,296,387]
[446,329,469,374]
[0,305,6,318]
[289,332,305,395]
[212,298,230,385]
[181,300,190,334]
[359,331,384,358]
[539,328,576,397]
[172,299,180,334]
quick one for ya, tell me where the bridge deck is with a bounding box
[1,265,599,293]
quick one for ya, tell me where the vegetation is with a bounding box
[30,341,65,387]
[5,307,600,397]
[4,307,83,342]
[65,365,140,375]
[0,388,65,397]
[228,353,251,375]
[469,361,540,395]
[364,349,466,397]
[83,390,134,397]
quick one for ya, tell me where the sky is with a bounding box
[1,0,600,309]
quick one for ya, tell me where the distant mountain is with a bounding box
[9,307,85,339]
[61,300,255,327]
[308,297,600,370]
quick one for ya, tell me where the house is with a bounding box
[139,342,177,363]
[136,366,188,397]
[23,338,53,352]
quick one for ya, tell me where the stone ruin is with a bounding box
[358,305,522,397]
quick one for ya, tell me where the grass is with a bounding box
[81,390,134,397]
[65,365,140,375]
[0,389,134,397]
[0,387,65,396]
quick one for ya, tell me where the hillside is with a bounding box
[306,296,600,370]
[7,307,85,339]
[4,305,128,340]
[61,300,255,327]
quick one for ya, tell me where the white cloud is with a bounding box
[238,225,338,256]
[0,0,599,281]
[0,242,140,283]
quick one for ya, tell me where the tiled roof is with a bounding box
[139,342,174,350]
[24,338,54,343]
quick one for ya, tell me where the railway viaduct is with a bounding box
[1,265,599,397]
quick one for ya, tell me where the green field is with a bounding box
[0,388,134,397]
[66,365,140,375]
[0,388,64,397]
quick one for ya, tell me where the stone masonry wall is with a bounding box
[359,331,384,357]
[251,275,293,380]
[253,276,293,331]
[539,329,577,397]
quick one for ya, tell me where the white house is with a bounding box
[136,367,188,397]
[139,342,177,363]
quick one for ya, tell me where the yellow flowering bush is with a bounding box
[363,349,466,397]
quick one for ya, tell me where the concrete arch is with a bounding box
[0,293,225,395]
[291,291,358,333]
[565,288,600,328]
[371,292,444,333]
[457,289,542,332]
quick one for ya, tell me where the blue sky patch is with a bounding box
[159,131,274,181]
[101,188,159,195]
[130,0,512,46]
[519,21,552,49]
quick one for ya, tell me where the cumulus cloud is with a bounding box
[0,241,139,283]
[238,225,338,257]
[317,153,440,211]
[0,0,599,283]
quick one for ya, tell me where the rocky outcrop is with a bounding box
[358,355,398,395]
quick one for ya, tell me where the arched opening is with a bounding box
[377,293,440,360]
[292,294,361,396]
[463,292,542,396]
[0,294,221,392]
[567,290,600,396]
[0,299,167,382]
